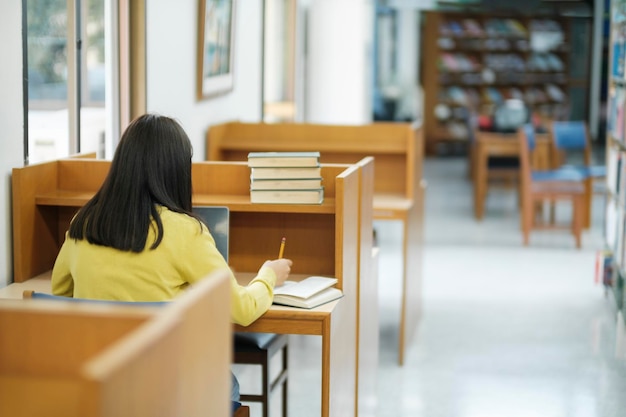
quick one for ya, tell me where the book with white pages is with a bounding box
[250,166,322,180]
[250,178,323,190]
[248,151,320,168]
[273,276,343,309]
[250,188,324,204]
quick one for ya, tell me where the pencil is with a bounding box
[278,237,286,258]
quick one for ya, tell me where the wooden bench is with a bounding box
[206,121,426,365]
[0,269,231,417]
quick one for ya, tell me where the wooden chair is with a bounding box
[234,332,289,417]
[518,124,586,248]
[549,121,607,228]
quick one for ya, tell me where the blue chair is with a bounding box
[518,124,586,248]
[550,121,606,178]
[522,124,586,183]
[549,121,606,228]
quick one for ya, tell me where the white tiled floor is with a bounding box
[240,156,626,417]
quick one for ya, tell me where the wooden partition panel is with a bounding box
[398,127,426,365]
[12,159,112,282]
[0,302,151,375]
[230,212,336,277]
[326,162,359,417]
[0,301,156,417]
[57,159,110,191]
[354,157,377,416]
[0,270,231,417]
[166,272,231,417]
[206,121,417,197]
[12,161,60,282]
[79,312,183,417]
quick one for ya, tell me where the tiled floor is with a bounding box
[238,156,626,417]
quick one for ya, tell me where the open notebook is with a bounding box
[193,206,230,262]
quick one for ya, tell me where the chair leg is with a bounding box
[573,195,582,249]
[522,197,532,245]
[262,354,269,417]
[583,177,593,229]
[282,344,288,417]
[533,201,543,224]
[549,200,556,225]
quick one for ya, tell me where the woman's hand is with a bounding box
[261,258,292,287]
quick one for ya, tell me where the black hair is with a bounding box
[69,113,197,252]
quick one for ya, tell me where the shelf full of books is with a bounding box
[605,0,626,315]
[420,10,582,155]
[248,151,324,204]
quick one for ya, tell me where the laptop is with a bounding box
[192,206,230,262]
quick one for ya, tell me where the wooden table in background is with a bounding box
[473,131,551,220]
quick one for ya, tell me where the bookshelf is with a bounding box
[605,0,626,318]
[421,11,581,155]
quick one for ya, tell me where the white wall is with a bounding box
[0,1,26,288]
[305,0,374,124]
[146,0,263,161]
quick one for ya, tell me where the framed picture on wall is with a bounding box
[197,0,235,99]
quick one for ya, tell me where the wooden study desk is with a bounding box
[206,121,425,366]
[11,158,370,417]
[472,131,551,220]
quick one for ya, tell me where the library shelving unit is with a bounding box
[605,0,626,332]
[421,11,572,155]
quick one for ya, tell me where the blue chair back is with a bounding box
[25,290,168,307]
[551,121,587,150]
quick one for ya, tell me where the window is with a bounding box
[24,0,106,164]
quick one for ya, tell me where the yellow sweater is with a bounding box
[51,207,276,326]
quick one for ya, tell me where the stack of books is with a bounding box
[248,151,323,204]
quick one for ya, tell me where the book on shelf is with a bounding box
[606,146,620,196]
[272,276,343,309]
[250,177,323,190]
[605,198,618,252]
[250,188,324,204]
[248,151,320,168]
[250,166,322,180]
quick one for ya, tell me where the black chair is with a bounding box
[234,332,289,417]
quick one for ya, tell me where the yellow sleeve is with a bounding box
[230,266,277,327]
[181,222,277,326]
[51,234,74,297]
